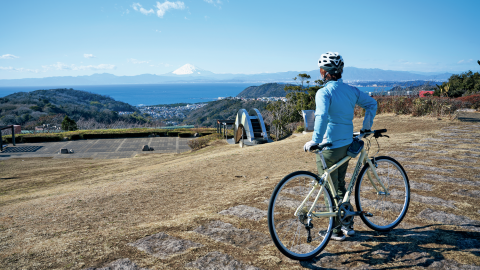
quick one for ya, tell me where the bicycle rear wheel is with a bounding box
[355,156,410,232]
[268,171,334,261]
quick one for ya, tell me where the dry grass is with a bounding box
[0,114,479,269]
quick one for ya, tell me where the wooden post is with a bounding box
[12,125,15,146]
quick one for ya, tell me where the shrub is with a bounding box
[295,125,305,133]
[354,96,470,118]
[457,94,480,110]
[199,132,212,136]
[187,133,222,150]
[188,137,209,150]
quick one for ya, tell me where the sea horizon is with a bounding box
[0,83,391,106]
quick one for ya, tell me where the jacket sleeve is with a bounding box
[312,89,331,143]
[356,90,377,131]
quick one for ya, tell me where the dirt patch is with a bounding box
[453,189,480,198]
[193,221,270,251]
[430,156,477,163]
[412,194,457,209]
[423,174,480,187]
[388,151,416,157]
[185,251,261,270]
[404,164,455,173]
[417,208,480,231]
[404,148,448,154]
[84,258,149,270]
[128,232,202,259]
[427,259,480,269]
[219,205,267,221]
[410,181,433,191]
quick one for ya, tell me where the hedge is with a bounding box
[179,132,192,138]
[167,131,179,137]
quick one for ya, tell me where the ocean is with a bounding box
[0,84,391,106]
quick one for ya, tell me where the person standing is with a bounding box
[303,52,378,241]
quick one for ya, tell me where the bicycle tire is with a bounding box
[355,156,410,232]
[268,171,334,261]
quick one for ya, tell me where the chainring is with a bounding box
[337,202,354,226]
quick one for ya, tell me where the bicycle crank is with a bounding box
[337,202,355,226]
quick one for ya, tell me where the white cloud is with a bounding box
[458,59,473,64]
[42,62,116,71]
[0,54,19,59]
[155,1,185,18]
[204,0,222,6]
[84,53,96,58]
[0,66,38,72]
[128,58,150,64]
[132,3,154,15]
[155,29,161,32]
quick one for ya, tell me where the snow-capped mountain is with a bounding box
[171,64,213,75]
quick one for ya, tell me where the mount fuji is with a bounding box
[169,64,215,76]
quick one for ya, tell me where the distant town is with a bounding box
[118,96,287,120]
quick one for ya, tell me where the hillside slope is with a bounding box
[0,88,141,128]
[1,115,479,269]
[236,83,290,98]
[182,99,268,127]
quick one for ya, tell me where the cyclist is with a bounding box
[303,52,377,241]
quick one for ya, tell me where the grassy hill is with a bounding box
[1,114,479,269]
[0,88,144,128]
[182,99,268,127]
[236,83,290,98]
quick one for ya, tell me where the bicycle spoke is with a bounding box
[355,157,410,231]
[268,172,334,260]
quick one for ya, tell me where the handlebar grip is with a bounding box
[310,145,320,151]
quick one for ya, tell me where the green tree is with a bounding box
[266,74,324,139]
[61,115,78,131]
[433,71,480,97]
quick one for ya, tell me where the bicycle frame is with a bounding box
[293,144,390,219]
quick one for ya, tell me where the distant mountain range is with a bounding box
[0,64,456,87]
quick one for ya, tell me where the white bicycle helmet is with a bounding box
[318,52,344,74]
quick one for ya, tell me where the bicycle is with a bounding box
[267,129,410,261]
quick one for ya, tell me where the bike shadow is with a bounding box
[299,225,480,269]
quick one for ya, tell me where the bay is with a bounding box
[0,83,391,106]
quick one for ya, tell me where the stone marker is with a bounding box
[141,145,153,151]
[186,251,262,270]
[219,205,268,221]
[193,220,270,250]
[83,258,149,270]
[60,148,69,154]
[128,232,202,259]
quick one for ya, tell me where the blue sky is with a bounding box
[1,0,479,79]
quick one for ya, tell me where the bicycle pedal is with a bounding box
[361,211,373,217]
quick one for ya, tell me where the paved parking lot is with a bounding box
[0,137,192,160]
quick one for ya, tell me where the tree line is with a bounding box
[0,88,157,129]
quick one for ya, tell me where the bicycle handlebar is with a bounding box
[309,129,388,152]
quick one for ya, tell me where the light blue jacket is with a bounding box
[312,79,377,149]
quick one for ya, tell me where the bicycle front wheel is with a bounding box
[268,171,334,261]
[355,156,410,232]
